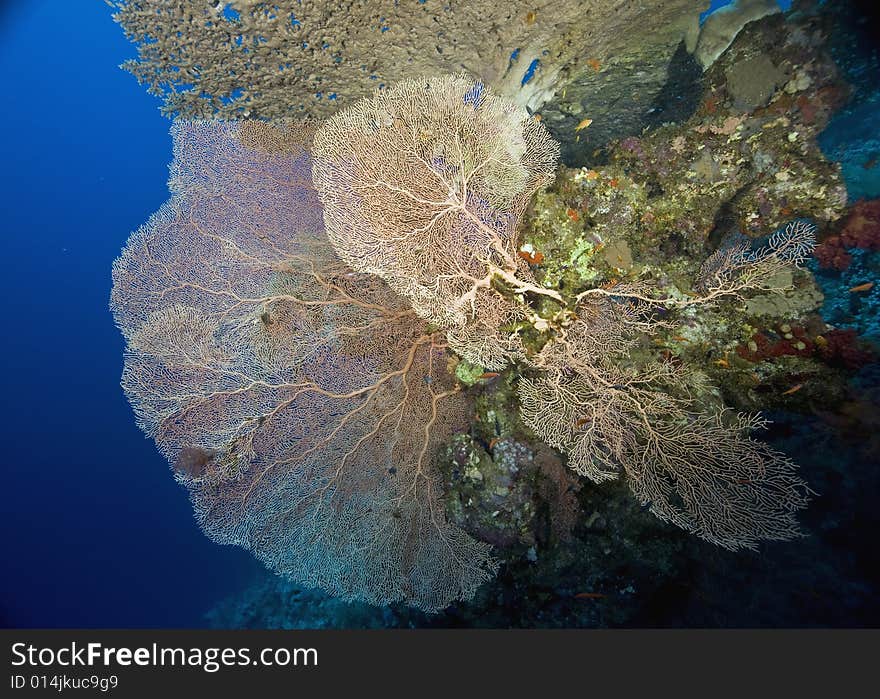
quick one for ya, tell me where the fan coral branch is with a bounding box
[692,219,817,301]
[111,120,496,611]
[312,74,561,369]
[522,269,814,549]
[576,220,817,307]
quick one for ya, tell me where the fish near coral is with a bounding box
[575,117,593,132]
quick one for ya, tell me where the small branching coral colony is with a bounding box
[112,75,816,611]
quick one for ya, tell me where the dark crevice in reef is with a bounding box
[644,40,705,132]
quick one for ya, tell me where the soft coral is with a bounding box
[814,199,880,270]
[839,199,880,250]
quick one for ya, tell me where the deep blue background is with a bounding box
[0,2,260,628]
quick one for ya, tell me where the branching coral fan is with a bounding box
[111,120,496,611]
[108,0,700,119]
[113,76,816,611]
[312,74,560,369]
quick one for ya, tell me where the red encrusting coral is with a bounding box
[737,324,874,370]
[816,328,875,370]
[736,325,814,362]
[838,199,880,249]
[813,237,853,270]
[795,84,849,127]
[814,199,880,270]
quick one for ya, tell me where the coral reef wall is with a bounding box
[112,0,880,628]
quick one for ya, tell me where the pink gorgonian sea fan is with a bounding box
[110,120,497,612]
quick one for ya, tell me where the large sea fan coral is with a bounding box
[113,74,820,613]
[110,120,496,611]
[312,74,561,369]
[521,273,815,551]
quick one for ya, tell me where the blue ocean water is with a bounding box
[0,2,260,628]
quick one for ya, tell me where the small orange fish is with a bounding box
[533,113,542,122]
[575,416,592,427]
[671,335,689,342]
[525,10,537,25]
[782,383,804,396]
[478,372,501,380]
[575,592,606,599]
[488,437,499,450]
[780,206,793,216]
[566,207,580,223]
[586,58,601,72]
[584,169,600,180]
[575,117,593,132]
[713,358,730,368]
[517,249,545,265]
[609,177,619,188]
[849,282,874,293]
